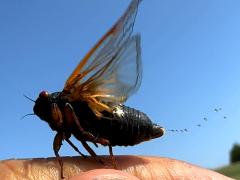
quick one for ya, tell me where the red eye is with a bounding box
[39,91,49,99]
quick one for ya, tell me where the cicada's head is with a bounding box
[33,91,52,123]
[34,91,63,131]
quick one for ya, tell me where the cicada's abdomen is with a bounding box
[94,105,165,146]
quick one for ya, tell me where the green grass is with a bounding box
[215,162,240,179]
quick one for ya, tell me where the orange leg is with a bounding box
[64,103,117,168]
[65,138,87,158]
[53,132,64,179]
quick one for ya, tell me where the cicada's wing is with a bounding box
[63,0,142,116]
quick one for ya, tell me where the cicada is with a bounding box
[33,0,164,178]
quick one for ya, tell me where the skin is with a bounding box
[0,155,232,180]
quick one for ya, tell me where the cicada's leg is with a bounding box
[50,103,65,178]
[64,103,102,162]
[80,140,103,164]
[65,103,112,162]
[64,137,87,158]
[50,103,63,130]
[109,145,117,169]
[81,138,117,169]
[64,103,85,132]
[65,103,108,145]
[53,132,64,179]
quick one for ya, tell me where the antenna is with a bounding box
[20,113,35,120]
[23,94,35,102]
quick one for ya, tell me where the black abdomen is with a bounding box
[92,105,164,146]
[70,102,164,146]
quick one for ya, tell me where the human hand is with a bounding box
[0,155,232,180]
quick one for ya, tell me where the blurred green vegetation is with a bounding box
[215,162,240,179]
[230,143,240,164]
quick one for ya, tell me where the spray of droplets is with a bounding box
[166,107,228,133]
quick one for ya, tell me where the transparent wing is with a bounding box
[63,0,142,115]
[79,35,142,104]
[64,0,141,90]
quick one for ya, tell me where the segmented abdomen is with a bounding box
[94,105,159,146]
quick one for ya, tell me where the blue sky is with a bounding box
[1,0,240,169]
